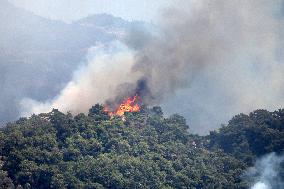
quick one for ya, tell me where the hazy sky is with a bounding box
[4,0,284,134]
[9,0,173,22]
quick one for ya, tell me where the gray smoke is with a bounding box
[243,153,284,189]
[131,0,284,133]
[0,0,137,125]
[20,42,141,115]
[21,0,284,134]
[126,0,283,100]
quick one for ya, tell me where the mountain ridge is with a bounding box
[0,1,144,126]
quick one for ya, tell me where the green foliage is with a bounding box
[1,105,283,188]
[209,109,284,165]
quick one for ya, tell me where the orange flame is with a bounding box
[104,95,141,117]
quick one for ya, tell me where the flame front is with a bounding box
[104,95,141,117]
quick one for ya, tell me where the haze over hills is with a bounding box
[1,0,284,135]
[0,0,142,125]
[0,1,284,187]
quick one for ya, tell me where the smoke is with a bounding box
[243,153,284,189]
[20,42,141,116]
[128,0,284,134]
[0,0,129,125]
[21,0,284,134]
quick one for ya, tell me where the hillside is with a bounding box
[209,109,284,165]
[1,105,284,188]
[0,0,143,125]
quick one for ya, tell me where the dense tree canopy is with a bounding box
[0,106,283,188]
[209,109,284,166]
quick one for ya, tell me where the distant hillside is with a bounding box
[0,1,143,125]
[76,13,131,29]
[75,13,146,33]
[1,106,283,188]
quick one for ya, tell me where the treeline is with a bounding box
[0,105,283,188]
[209,109,284,165]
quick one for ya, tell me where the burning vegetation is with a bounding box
[103,79,150,117]
[104,94,141,116]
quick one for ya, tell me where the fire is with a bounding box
[104,95,141,117]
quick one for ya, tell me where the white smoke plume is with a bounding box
[244,153,284,189]
[20,42,141,116]
[21,0,284,134]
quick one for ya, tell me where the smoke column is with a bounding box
[21,0,284,134]
[20,42,141,115]
[243,153,284,189]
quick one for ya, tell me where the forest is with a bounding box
[0,105,284,189]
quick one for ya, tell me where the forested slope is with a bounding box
[209,109,284,165]
[1,105,283,189]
